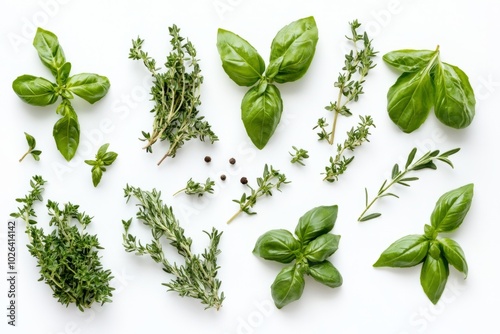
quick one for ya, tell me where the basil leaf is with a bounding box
[430,184,474,232]
[33,27,66,76]
[383,49,438,72]
[269,16,318,83]
[97,143,110,157]
[91,166,103,187]
[387,68,435,133]
[295,205,338,243]
[67,73,110,104]
[241,83,283,149]
[253,229,300,264]
[101,152,118,166]
[303,234,340,263]
[216,29,265,87]
[57,62,72,85]
[271,264,305,309]
[308,261,343,288]
[12,75,58,106]
[433,62,475,129]
[420,255,449,304]
[53,101,80,161]
[373,235,429,268]
[438,237,468,278]
[24,132,36,149]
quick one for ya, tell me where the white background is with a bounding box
[1,0,499,333]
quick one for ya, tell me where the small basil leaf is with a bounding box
[253,229,300,264]
[430,184,474,232]
[383,49,438,72]
[307,261,343,288]
[91,167,103,187]
[303,234,340,263]
[57,62,72,85]
[438,237,468,278]
[33,27,66,76]
[295,205,338,243]
[53,101,80,161]
[241,83,283,149]
[373,235,429,268]
[97,143,110,157]
[265,56,283,80]
[66,73,110,104]
[423,224,437,240]
[420,255,449,304]
[12,75,58,106]
[216,29,265,87]
[24,132,36,149]
[101,152,118,166]
[271,264,305,309]
[269,16,318,83]
[433,62,475,129]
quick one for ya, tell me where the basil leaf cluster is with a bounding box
[12,28,110,161]
[217,16,318,149]
[253,205,342,309]
[384,47,475,133]
[84,143,118,187]
[374,184,473,304]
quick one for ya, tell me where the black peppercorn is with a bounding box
[204,156,211,163]
[220,174,226,181]
[229,158,236,165]
[240,177,248,185]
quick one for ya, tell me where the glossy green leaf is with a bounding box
[438,237,468,278]
[33,27,66,76]
[12,75,58,106]
[91,167,103,187]
[420,255,449,304]
[53,101,80,161]
[269,16,318,83]
[57,62,72,85]
[216,29,265,86]
[383,49,438,72]
[303,234,340,263]
[430,184,474,232]
[373,235,429,268]
[241,83,283,149]
[433,62,475,129]
[24,132,36,149]
[67,73,110,104]
[253,229,300,264]
[271,264,305,309]
[308,261,343,288]
[295,205,338,243]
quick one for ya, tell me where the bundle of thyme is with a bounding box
[129,25,218,165]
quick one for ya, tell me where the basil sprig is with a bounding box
[253,205,342,309]
[12,28,110,161]
[217,16,318,149]
[373,184,473,304]
[384,46,475,133]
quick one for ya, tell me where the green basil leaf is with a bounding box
[433,62,475,129]
[91,167,103,187]
[307,261,343,288]
[33,27,66,76]
[253,229,300,264]
[420,255,449,304]
[241,83,283,149]
[383,49,438,72]
[269,16,318,83]
[53,101,80,161]
[373,235,429,268]
[438,237,468,278]
[57,62,72,85]
[430,184,474,232]
[303,234,340,263]
[12,75,58,106]
[101,152,118,166]
[216,29,265,87]
[24,132,36,149]
[271,264,305,309]
[97,143,110,157]
[67,73,110,104]
[295,205,338,243]
[387,69,435,133]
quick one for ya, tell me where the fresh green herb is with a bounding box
[122,185,224,310]
[315,20,377,145]
[84,143,118,187]
[19,132,42,162]
[129,25,218,166]
[173,177,215,197]
[227,164,290,224]
[10,175,114,311]
[289,146,309,166]
[12,28,110,161]
[217,17,318,149]
[359,147,460,222]
[373,184,473,304]
[321,115,375,182]
[384,46,475,132]
[254,205,342,309]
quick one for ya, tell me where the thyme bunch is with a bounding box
[122,185,224,310]
[173,177,215,197]
[129,25,218,165]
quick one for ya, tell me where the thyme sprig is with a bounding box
[173,177,215,197]
[122,185,224,310]
[289,146,309,166]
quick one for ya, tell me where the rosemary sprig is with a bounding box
[358,147,460,222]
[227,164,290,224]
[122,185,224,310]
[129,25,218,165]
[19,132,41,162]
[289,146,309,166]
[173,177,215,197]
